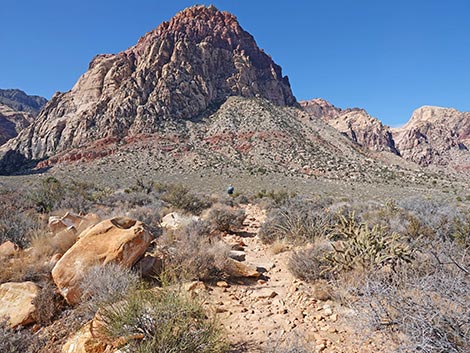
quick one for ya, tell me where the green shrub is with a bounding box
[29,177,65,213]
[327,213,414,273]
[97,287,228,353]
[161,184,211,215]
[0,191,41,247]
[259,198,332,244]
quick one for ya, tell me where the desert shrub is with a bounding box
[29,229,77,258]
[32,282,65,326]
[353,257,470,352]
[0,191,42,247]
[0,321,44,353]
[326,213,414,273]
[452,210,470,248]
[159,220,229,281]
[29,177,65,213]
[161,184,211,215]
[398,196,459,240]
[259,198,333,244]
[288,244,332,282]
[97,287,228,353]
[206,204,245,233]
[80,264,140,317]
[126,206,162,236]
[254,189,295,205]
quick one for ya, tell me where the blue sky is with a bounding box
[1,0,469,126]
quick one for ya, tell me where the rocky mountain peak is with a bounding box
[1,6,296,166]
[392,106,470,167]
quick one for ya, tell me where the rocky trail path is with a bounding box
[199,204,377,353]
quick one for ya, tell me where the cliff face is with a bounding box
[300,99,399,154]
[392,106,470,167]
[4,5,295,161]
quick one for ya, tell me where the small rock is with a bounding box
[0,241,20,259]
[184,281,206,292]
[228,250,246,261]
[256,289,278,299]
[216,281,229,288]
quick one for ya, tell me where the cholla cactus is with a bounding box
[326,212,413,273]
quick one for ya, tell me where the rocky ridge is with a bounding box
[1,5,295,164]
[300,99,398,155]
[0,89,47,146]
[301,98,470,173]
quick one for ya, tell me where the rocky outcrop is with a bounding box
[51,217,153,304]
[0,281,39,327]
[1,5,295,166]
[300,99,399,154]
[392,106,470,167]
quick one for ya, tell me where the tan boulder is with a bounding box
[0,241,20,259]
[222,258,261,278]
[0,281,39,327]
[51,217,153,305]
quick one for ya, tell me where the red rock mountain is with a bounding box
[392,106,470,168]
[300,99,399,155]
[2,5,295,164]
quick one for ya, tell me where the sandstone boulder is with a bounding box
[222,258,261,278]
[51,217,153,304]
[0,240,20,259]
[0,281,39,327]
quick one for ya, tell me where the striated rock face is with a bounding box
[300,99,399,154]
[392,106,470,167]
[3,5,295,163]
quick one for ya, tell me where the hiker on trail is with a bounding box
[227,185,234,195]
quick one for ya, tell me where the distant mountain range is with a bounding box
[0,89,47,146]
[301,99,470,171]
[0,5,469,178]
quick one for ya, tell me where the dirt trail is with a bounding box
[198,204,384,353]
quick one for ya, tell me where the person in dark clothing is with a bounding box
[227,185,234,195]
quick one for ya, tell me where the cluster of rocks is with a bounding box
[0,206,265,352]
